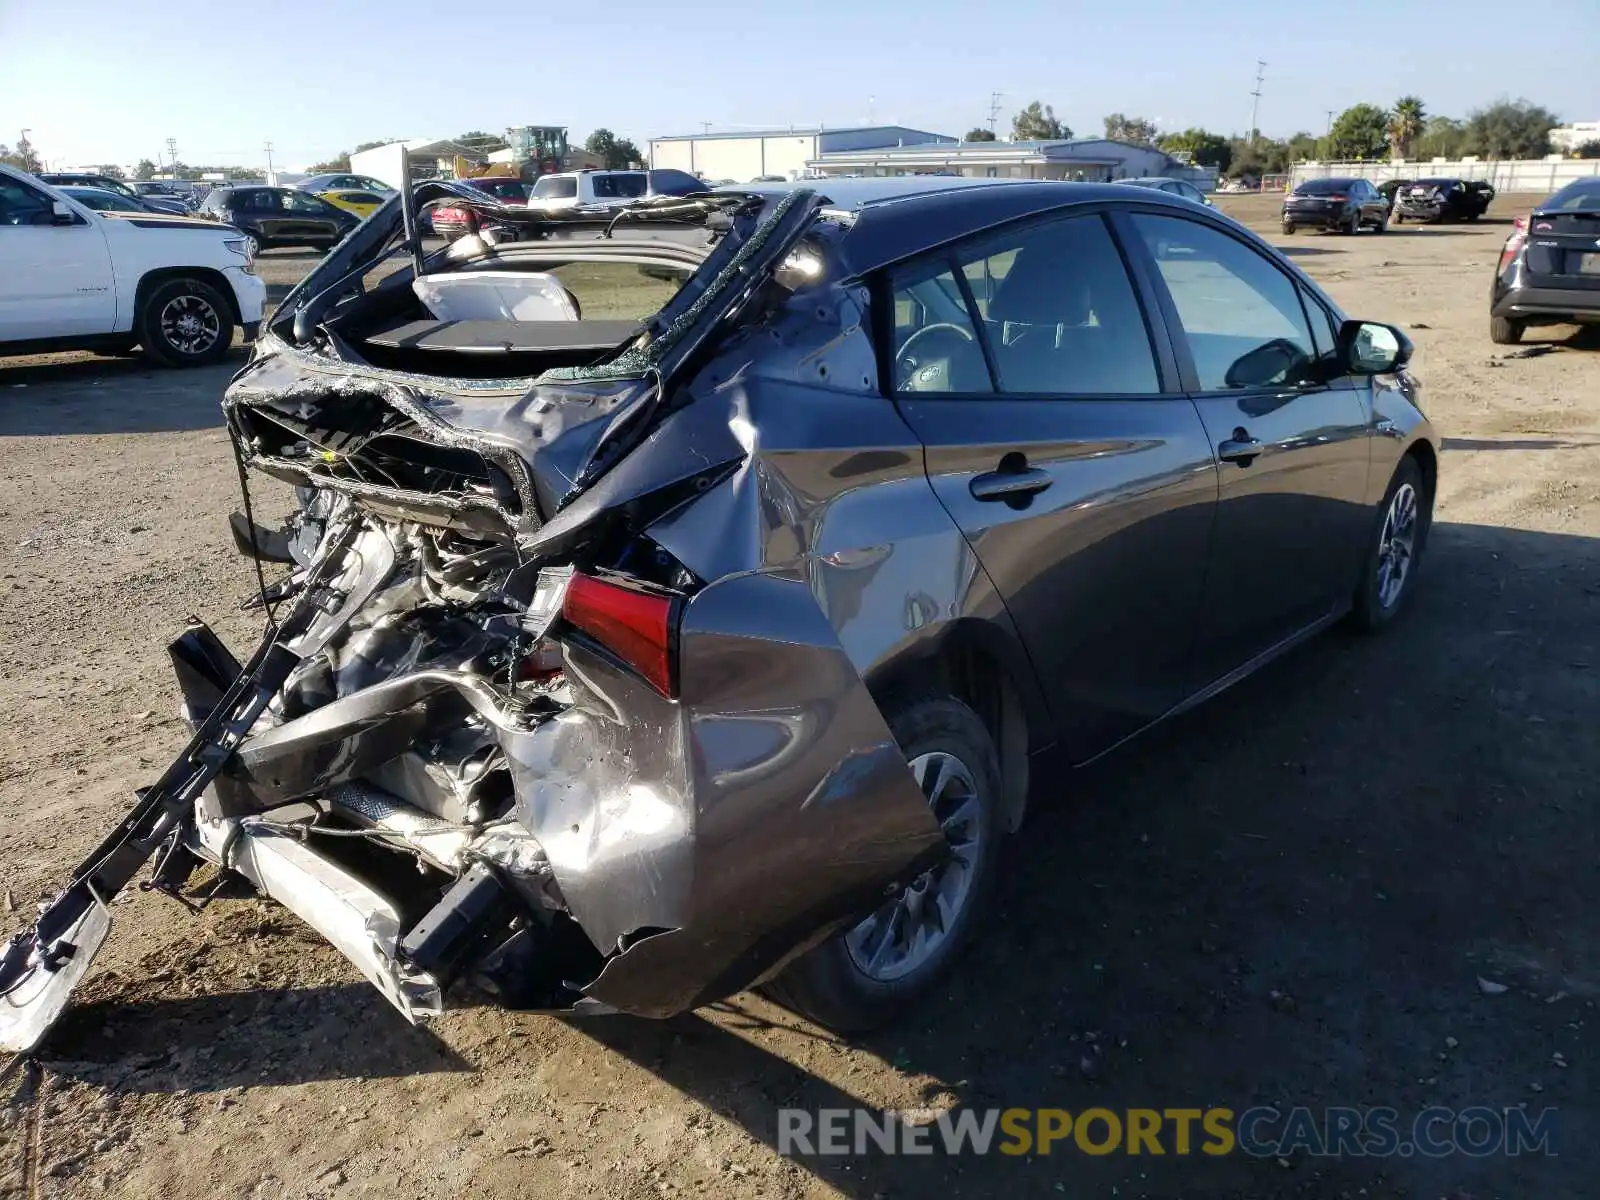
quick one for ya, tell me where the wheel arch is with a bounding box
[134,267,243,327]
[1403,436,1437,502]
[863,617,1053,834]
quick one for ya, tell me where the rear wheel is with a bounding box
[1344,212,1361,235]
[1489,315,1525,345]
[1349,456,1431,632]
[762,695,1003,1032]
[137,277,235,367]
[1282,222,1297,235]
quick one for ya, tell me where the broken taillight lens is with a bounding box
[561,573,677,697]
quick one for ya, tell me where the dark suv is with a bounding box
[1282,177,1389,235]
[199,186,360,252]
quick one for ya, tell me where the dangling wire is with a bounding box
[230,434,279,631]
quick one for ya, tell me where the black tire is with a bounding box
[1282,222,1296,235]
[1489,315,1525,345]
[1394,213,1404,224]
[1344,213,1360,235]
[1372,213,1387,234]
[137,277,235,367]
[1349,455,1431,633]
[761,695,1004,1032]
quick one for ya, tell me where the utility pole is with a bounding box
[165,137,178,174]
[264,140,275,183]
[1248,60,1267,143]
[700,121,712,135]
[987,92,1004,136]
[1325,110,1335,138]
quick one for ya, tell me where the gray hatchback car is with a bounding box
[1,179,1437,1052]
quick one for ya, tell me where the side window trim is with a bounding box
[1112,206,1322,395]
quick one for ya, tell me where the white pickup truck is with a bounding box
[0,164,267,367]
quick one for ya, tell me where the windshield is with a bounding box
[1544,178,1600,211]
[532,176,578,199]
[592,173,648,199]
[66,189,137,212]
[1294,179,1355,195]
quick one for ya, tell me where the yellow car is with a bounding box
[316,188,388,219]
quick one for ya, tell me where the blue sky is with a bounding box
[2,0,1594,170]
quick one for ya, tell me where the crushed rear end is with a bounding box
[0,183,948,1050]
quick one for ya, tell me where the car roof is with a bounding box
[739,178,1211,277]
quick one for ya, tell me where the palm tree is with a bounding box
[1388,96,1426,161]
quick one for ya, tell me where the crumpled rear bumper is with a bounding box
[171,568,947,1025]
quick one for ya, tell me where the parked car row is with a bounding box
[0,162,266,366]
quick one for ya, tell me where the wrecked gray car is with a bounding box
[1,176,1439,1050]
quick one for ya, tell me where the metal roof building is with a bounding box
[648,125,956,183]
[807,137,1182,182]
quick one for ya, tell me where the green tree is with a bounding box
[1012,101,1069,141]
[0,134,42,173]
[92,163,127,180]
[1412,116,1466,160]
[1387,96,1426,160]
[307,152,352,173]
[584,128,642,169]
[963,127,997,142]
[1577,140,1600,159]
[1326,103,1390,160]
[354,140,392,154]
[1157,128,1232,172]
[1285,131,1321,162]
[1103,113,1158,145]
[134,159,158,180]
[1462,99,1559,158]
[1228,136,1291,179]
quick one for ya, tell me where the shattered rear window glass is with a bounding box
[541,189,811,383]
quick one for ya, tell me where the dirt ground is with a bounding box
[1,195,1596,1198]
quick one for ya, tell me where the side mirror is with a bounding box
[1338,320,1412,375]
[50,200,77,226]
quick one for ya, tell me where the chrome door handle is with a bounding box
[1217,434,1262,466]
[970,466,1053,501]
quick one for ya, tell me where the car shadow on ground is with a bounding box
[22,520,1600,1196]
[1276,246,1342,257]
[0,352,243,435]
[42,984,470,1093]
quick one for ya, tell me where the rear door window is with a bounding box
[960,213,1161,395]
[889,213,1161,396]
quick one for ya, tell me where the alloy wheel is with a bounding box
[844,750,984,982]
[158,294,222,357]
[1376,482,1418,609]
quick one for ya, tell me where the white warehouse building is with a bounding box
[648,125,956,182]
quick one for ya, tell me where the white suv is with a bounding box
[0,164,267,367]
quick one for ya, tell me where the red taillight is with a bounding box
[561,572,676,696]
[433,205,465,224]
[1327,193,1347,201]
[1499,215,1529,272]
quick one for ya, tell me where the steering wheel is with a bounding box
[895,322,979,392]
